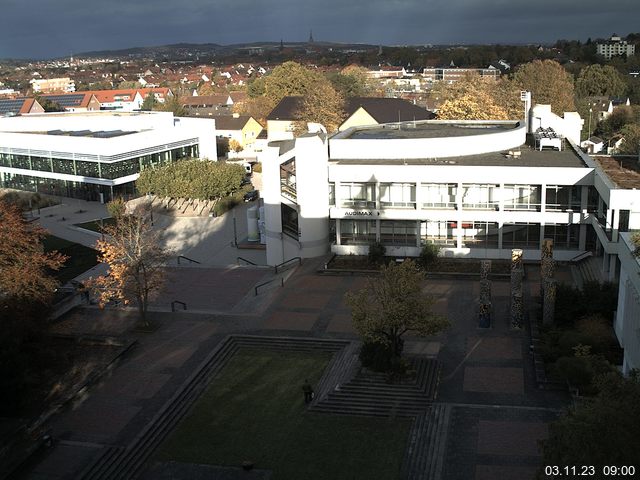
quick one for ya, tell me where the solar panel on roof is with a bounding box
[0,99,26,115]
[40,94,85,108]
[47,130,65,135]
[69,130,92,137]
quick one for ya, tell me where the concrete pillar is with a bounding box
[510,248,524,329]
[543,278,557,325]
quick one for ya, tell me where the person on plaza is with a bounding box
[302,379,314,404]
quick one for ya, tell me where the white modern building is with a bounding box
[0,111,216,201]
[597,35,636,60]
[260,103,640,374]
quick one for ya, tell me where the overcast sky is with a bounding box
[0,0,637,59]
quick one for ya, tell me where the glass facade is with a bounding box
[544,223,579,250]
[545,185,581,212]
[421,183,457,209]
[339,182,376,208]
[380,220,418,246]
[421,220,455,246]
[0,145,198,202]
[462,184,499,210]
[339,219,376,245]
[380,183,416,209]
[503,184,541,211]
[502,223,541,249]
[460,221,499,249]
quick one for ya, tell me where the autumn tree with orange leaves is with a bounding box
[91,204,170,327]
[0,199,66,303]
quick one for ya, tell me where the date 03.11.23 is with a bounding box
[544,465,637,477]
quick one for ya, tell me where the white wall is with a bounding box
[530,104,583,145]
[614,233,640,374]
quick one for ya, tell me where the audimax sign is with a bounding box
[344,210,380,216]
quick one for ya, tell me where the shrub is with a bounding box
[417,242,440,271]
[213,196,240,216]
[554,281,618,327]
[367,241,386,265]
[552,355,593,389]
[252,162,262,173]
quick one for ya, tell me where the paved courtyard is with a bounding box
[19,251,570,479]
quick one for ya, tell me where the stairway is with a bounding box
[310,358,441,418]
[571,255,605,288]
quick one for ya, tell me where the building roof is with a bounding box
[0,97,40,115]
[80,89,140,104]
[266,96,435,122]
[213,115,254,130]
[587,136,604,144]
[182,95,231,107]
[39,93,96,109]
[345,97,435,123]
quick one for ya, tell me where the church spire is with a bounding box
[308,29,314,44]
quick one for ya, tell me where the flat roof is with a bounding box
[18,129,137,138]
[594,156,640,189]
[331,144,588,168]
[342,121,520,140]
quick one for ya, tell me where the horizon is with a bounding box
[0,0,637,59]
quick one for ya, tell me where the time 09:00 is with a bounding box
[544,465,636,476]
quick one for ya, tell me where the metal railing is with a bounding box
[569,251,593,264]
[171,300,187,312]
[274,257,301,274]
[177,255,201,265]
[254,277,284,296]
[237,256,257,266]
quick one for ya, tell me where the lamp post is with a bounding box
[588,108,592,140]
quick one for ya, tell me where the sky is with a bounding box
[0,0,637,59]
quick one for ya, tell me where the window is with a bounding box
[52,158,76,175]
[75,160,100,178]
[544,224,579,250]
[545,185,580,212]
[340,219,376,245]
[462,184,499,210]
[380,183,416,208]
[461,221,499,248]
[281,204,299,239]
[421,183,456,209]
[504,184,541,211]
[329,183,335,206]
[421,220,455,246]
[31,156,53,173]
[502,223,541,249]
[280,158,296,201]
[339,183,376,208]
[380,220,418,246]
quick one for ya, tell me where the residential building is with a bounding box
[0,97,44,116]
[0,111,216,202]
[182,95,234,116]
[30,77,76,93]
[38,93,101,112]
[266,96,434,140]
[597,35,636,60]
[422,66,500,84]
[213,114,263,149]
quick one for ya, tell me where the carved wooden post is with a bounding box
[540,238,554,297]
[543,278,557,325]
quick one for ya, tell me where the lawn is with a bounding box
[156,349,411,480]
[74,217,116,233]
[43,235,98,284]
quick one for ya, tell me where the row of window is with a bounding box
[336,219,581,249]
[329,182,594,212]
[0,145,198,180]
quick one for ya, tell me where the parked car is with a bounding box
[243,190,259,202]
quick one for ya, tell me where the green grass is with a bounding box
[157,349,411,480]
[42,235,98,283]
[74,217,116,233]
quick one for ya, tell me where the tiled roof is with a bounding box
[39,93,96,108]
[0,97,35,115]
[213,115,253,130]
[182,95,230,106]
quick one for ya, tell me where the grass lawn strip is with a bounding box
[74,217,116,233]
[43,235,98,284]
[157,348,410,480]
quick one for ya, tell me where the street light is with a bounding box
[588,108,593,139]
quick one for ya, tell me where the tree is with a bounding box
[575,64,628,99]
[0,200,66,302]
[37,97,65,112]
[618,123,640,155]
[538,372,640,474]
[344,259,449,358]
[140,93,158,111]
[161,96,186,117]
[435,75,522,120]
[262,61,323,107]
[329,65,378,97]
[229,138,243,153]
[512,60,576,114]
[90,206,170,326]
[295,77,347,132]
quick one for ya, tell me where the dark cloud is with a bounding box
[0,0,637,58]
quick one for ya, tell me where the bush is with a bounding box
[252,162,262,173]
[417,242,440,271]
[554,281,618,327]
[367,241,386,265]
[552,355,593,389]
[213,196,240,216]
[359,341,398,372]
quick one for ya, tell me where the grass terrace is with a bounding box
[74,217,116,233]
[43,235,98,284]
[156,349,411,480]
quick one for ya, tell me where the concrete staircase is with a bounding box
[401,403,451,480]
[310,358,441,418]
[571,255,604,288]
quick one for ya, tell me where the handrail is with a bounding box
[274,256,302,274]
[237,256,258,266]
[569,251,593,264]
[177,255,201,265]
[171,300,187,312]
[254,277,284,296]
